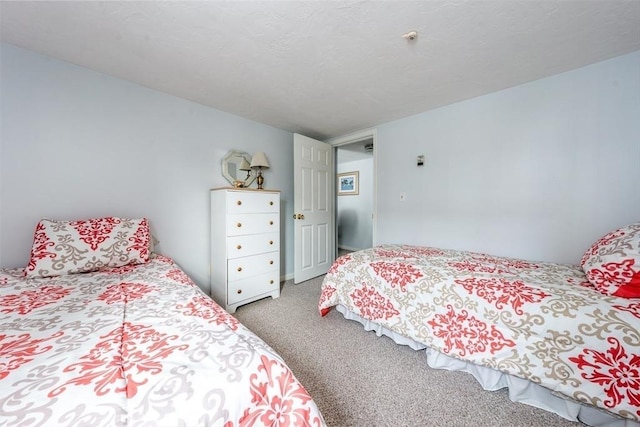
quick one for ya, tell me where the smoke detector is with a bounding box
[402,30,418,41]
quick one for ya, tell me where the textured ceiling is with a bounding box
[1,1,639,140]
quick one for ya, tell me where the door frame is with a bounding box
[325,128,378,252]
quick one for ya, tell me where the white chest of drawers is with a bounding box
[210,188,280,313]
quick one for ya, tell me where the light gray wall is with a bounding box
[376,51,640,264]
[0,43,296,292]
[337,157,373,250]
[2,43,638,286]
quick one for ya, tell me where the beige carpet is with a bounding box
[233,275,581,427]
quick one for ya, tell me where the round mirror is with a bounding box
[222,150,253,187]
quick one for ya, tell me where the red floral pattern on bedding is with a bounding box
[0,285,72,315]
[178,295,240,330]
[129,221,150,260]
[405,247,447,257]
[319,285,337,317]
[328,254,352,274]
[24,217,151,278]
[49,322,189,398]
[569,337,640,417]
[318,244,639,423]
[370,261,423,291]
[427,304,515,356]
[71,217,120,251]
[241,355,321,426]
[350,284,399,320]
[448,254,540,274]
[1,256,324,426]
[374,247,418,259]
[581,222,640,298]
[455,277,550,315]
[153,254,173,264]
[0,331,64,380]
[166,268,193,285]
[586,259,640,298]
[25,222,56,273]
[615,302,640,319]
[98,282,156,304]
[100,264,140,275]
[581,228,627,263]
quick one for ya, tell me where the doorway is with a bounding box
[329,128,377,258]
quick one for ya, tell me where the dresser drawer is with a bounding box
[227,213,279,236]
[227,233,279,259]
[228,271,279,305]
[226,191,279,214]
[228,252,278,281]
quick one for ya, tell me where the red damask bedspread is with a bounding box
[1,255,324,426]
[319,244,639,423]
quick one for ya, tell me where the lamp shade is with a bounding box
[239,158,251,171]
[250,152,270,169]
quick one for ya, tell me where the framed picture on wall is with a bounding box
[337,171,359,196]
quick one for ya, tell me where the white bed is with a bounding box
[319,222,640,427]
[1,217,325,426]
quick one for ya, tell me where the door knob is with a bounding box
[292,213,305,220]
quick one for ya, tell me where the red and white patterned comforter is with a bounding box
[1,255,324,426]
[319,245,640,423]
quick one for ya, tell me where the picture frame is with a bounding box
[337,171,359,196]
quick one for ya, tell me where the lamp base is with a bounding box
[256,172,264,190]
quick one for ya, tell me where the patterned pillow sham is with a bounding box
[25,217,151,278]
[581,222,640,298]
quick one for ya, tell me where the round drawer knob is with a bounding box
[269,240,273,245]
[237,289,242,294]
[269,221,274,225]
[270,201,274,205]
[270,280,274,284]
[269,260,274,265]
[237,223,242,228]
[236,244,242,250]
[237,200,242,205]
[237,267,243,272]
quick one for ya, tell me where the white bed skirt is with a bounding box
[335,304,639,427]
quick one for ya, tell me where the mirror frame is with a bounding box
[221,150,254,188]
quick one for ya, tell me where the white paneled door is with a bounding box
[293,134,334,283]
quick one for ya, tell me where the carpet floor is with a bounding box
[233,275,582,427]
